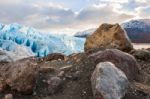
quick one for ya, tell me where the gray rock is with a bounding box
[47,76,63,94]
[91,62,129,99]
[89,49,140,81]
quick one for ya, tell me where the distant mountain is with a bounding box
[74,19,150,43]
[0,23,85,57]
[122,19,150,43]
[74,28,96,38]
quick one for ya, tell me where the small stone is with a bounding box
[42,79,46,83]
[4,94,13,99]
[60,65,72,71]
[65,75,73,79]
[47,77,63,94]
[58,59,62,61]
[72,71,80,80]
[33,91,37,96]
[58,71,65,77]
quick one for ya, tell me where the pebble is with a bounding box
[4,94,13,99]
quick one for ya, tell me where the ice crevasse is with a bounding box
[0,23,85,57]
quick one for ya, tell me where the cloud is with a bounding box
[99,0,129,3]
[0,0,149,33]
[75,4,134,28]
[0,0,21,5]
[0,2,38,24]
[33,3,134,30]
[135,0,148,3]
[135,5,150,18]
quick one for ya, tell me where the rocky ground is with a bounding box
[0,49,149,99]
[0,23,150,99]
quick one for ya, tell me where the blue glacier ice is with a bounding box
[0,23,85,57]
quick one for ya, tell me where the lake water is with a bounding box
[133,43,150,49]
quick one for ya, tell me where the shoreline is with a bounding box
[133,43,150,49]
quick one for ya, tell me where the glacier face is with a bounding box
[0,23,85,57]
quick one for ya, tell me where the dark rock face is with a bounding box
[0,57,39,94]
[147,48,150,51]
[91,62,128,99]
[84,23,133,53]
[89,49,140,81]
[123,82,150,99]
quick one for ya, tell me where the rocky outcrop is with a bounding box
[0,49,149,99]
[0,57,39,94]
[84,23,133,53]
[130,49,150,60]
[89,49,140,81]
[91,62,128,99]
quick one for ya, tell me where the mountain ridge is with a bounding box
[74,19,150,43]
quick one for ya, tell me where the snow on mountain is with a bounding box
[74,28,96,38]
[122,19,150,43]
[0,23,85,57]
[122,19,150,29]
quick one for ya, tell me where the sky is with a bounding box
[0,0,150,34]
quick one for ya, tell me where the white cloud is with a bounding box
[99,0,129,3]
[0,0,149,33]
[135,0,148,3]
[135,5,150,18]
[0,0,21,5]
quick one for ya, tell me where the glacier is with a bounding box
[0,23,85,57]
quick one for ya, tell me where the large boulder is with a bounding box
[0,57,39,94]
[84,23,133,53]
[91,62,128,99]
[89,49,140,81]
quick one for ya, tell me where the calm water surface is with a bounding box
[133,43,150,49]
